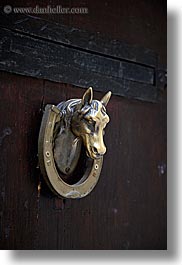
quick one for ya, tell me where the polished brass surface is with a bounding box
[38,87,111,199]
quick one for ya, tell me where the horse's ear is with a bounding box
[101,91,112,107]
[82,87,93,105]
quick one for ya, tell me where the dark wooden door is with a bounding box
[0,0,167,250]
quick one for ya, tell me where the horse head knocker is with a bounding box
[38,87,111,199]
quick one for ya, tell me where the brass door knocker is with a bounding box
[38,87,111,199]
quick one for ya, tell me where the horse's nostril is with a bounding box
[92,147,98,154]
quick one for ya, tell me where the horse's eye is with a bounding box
[86,119,96,131]
[86,118,94,125]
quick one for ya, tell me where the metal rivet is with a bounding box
[95,164,98,170]
[45,151,50,157]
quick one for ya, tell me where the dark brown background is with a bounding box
[0,0,166,249]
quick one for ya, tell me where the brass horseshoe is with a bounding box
[38,87,111,199]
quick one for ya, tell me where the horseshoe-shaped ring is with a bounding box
[38,105,103,199]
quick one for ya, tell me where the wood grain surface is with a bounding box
[0,71,166,249]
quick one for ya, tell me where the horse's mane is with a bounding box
[57,99,81,113]
[56,99,80,127]
[57,98,103,129]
